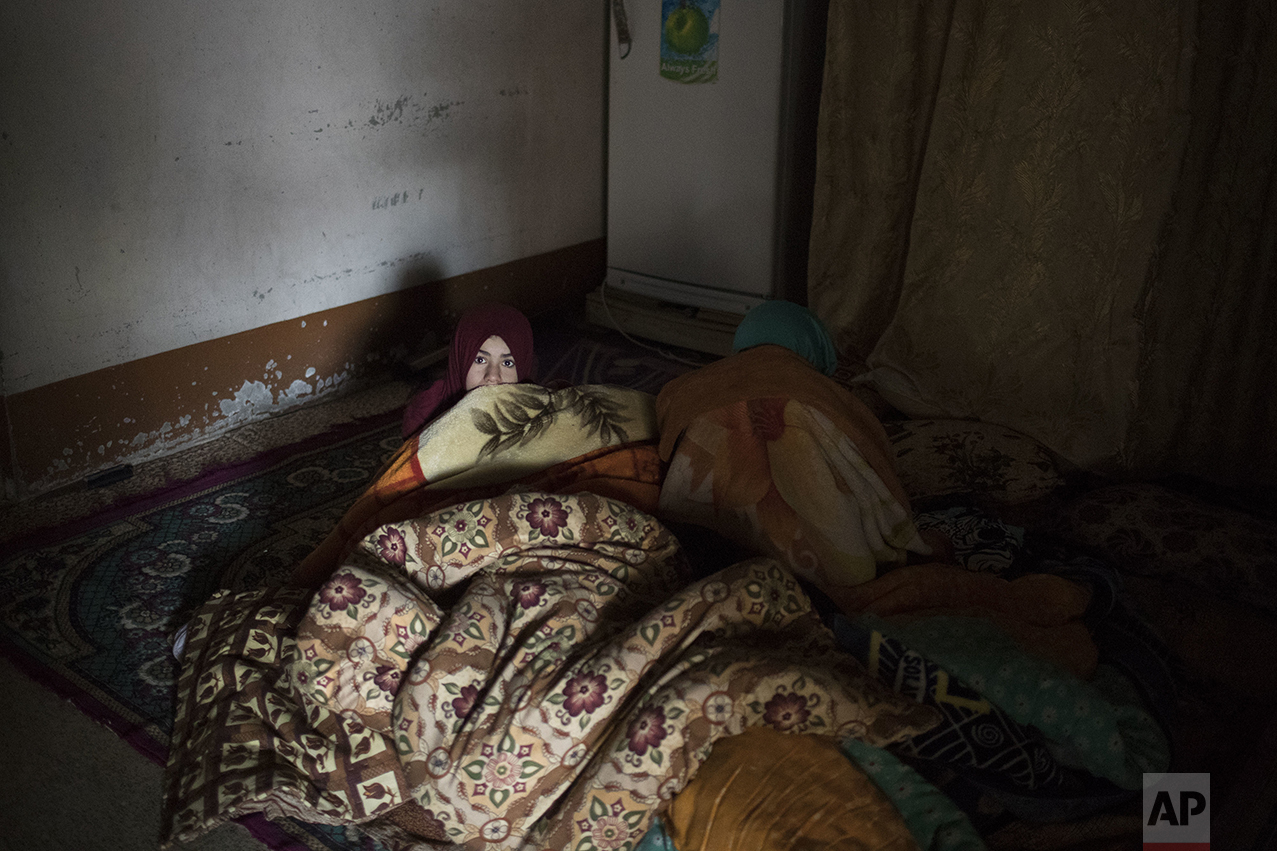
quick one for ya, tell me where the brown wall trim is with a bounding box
[4,239,604,499]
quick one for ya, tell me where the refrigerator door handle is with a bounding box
[612,0,632,59]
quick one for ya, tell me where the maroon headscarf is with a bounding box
[401,304,537,438]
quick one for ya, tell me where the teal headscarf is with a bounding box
[731,300,839,375]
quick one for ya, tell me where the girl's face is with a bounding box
[464,335,518,390]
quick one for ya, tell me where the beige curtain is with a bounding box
[809,0,1277,488]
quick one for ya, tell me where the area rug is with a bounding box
[1,412,404,850]
[0,331,700,851]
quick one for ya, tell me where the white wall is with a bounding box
[0,0,606,396]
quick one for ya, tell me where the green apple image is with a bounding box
[664,3,710,56]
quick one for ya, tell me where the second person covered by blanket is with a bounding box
[656,300,933,609]
[401,303,539,439]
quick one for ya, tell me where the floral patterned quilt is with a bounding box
[162,491,941,850]
[292,384,667,587]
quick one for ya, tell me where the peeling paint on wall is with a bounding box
[365,94,464,130]
[217,379,274,418]
[300,250,435,285]
[368,95,411,126]
[37,355,371,490]
[284,379,313,399]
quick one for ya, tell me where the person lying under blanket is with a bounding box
[290,303,665,588]
[400,303,540,440]
[657,301,1106,676]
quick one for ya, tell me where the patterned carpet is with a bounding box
[2,414,404,760]
[0,324,705,851]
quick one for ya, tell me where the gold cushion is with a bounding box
[665,728,920,851]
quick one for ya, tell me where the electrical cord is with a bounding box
[598,278,719,367]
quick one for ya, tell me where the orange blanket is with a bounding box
[835,563,1098,678]
[655,347,1097,677]
[657,346,906,504]
[292,384,664,586]
[656,346,931,594]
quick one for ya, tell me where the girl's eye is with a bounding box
[503,359,515,368]
[474,356,485,364]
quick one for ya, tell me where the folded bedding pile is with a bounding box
[161,350,1186,851]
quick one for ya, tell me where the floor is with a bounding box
[0,377,414,851]
[0,652,266,851]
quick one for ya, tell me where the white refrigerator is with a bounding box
[605,0,823,315]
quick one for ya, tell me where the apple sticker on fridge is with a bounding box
[661,0,719,84]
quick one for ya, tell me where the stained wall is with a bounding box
[0,1,608,498]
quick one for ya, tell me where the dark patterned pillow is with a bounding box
[1051,483,1277,613]
[912,506,1025,574]
[885,419,1065,505]
[832,615,1067,793]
